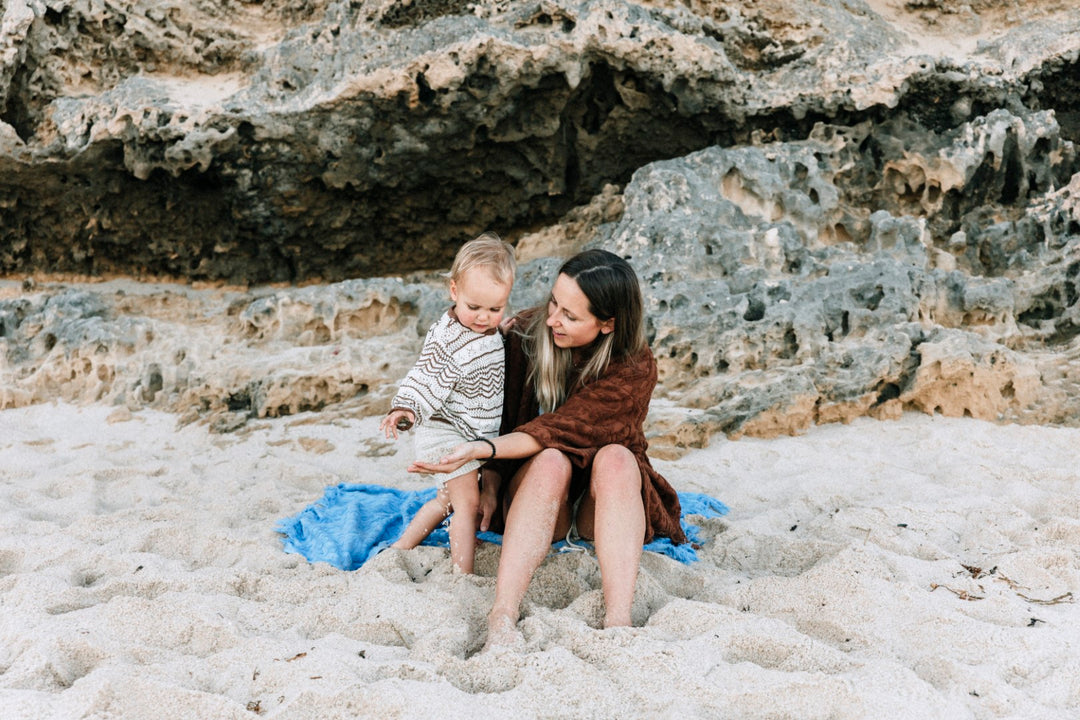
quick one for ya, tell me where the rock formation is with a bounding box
[2,0,1077,281]
[3,0,1080,444]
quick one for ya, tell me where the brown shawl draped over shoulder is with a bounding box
[487,316,686,544]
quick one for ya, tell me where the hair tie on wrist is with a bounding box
[474,437,497,459]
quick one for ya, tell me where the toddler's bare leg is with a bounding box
[444,469,480,573]
[391,488,452,550]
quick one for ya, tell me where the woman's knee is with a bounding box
[594,444,637,473]
[532,447,573,475]
[591,445,641,493]
[513,448,572,503]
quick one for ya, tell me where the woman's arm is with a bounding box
[512,350,655,456]
[407,431,542,476]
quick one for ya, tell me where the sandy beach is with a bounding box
[4,0,1080,716]
[1,403,1077,719]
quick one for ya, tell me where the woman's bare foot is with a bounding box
[603,611,632,629]
[483,608,522,651]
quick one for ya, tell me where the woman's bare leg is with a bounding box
[487,449,572,642]
[575,444,644,628]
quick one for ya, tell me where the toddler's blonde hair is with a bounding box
[449,231,516,287]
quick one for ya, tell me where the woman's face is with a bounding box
[546,273,614,349]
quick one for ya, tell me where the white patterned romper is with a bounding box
[390,310,505,487]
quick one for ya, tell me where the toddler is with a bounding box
[380,232,515,573]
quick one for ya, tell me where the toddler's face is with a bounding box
[450,267,511,334]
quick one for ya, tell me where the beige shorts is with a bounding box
[413,420,484,489]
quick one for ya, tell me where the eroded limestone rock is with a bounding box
[592,107,1079,442]
[2,106,1078,441]
[2,0,1079,281]
[4,0,1080,443]
[0,277,449,429]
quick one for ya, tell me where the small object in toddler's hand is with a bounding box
[396,417,413,431]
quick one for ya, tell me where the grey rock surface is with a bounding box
[3,0,1080,442]
[2,0,1078,281]
[594,106,1079,439]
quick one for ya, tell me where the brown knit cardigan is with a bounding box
[486,319,686,544]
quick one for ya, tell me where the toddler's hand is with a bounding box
[379,409,415,439]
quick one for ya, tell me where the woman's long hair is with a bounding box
[523,249,646,412]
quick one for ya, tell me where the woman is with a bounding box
[410,249,685,639]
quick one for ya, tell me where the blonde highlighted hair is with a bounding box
[522,249,646,413]
[448,231,517,286]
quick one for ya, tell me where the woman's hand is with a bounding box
[379,409,415,439]
[478,468,502,532]
[499,315,518,335]
[407,440,479,475]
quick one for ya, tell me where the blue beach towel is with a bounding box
[277,483,728,571]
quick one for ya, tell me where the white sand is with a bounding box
[1,404,1078,719]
